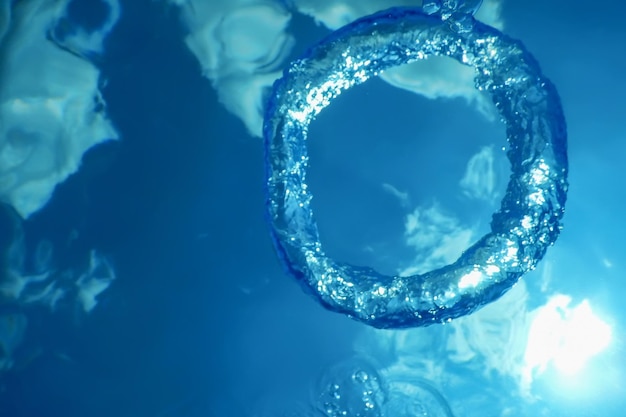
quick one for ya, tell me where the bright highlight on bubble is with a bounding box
[264,3,568,328]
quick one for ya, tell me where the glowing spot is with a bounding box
[458,270,482,289]
[524,296,612,377]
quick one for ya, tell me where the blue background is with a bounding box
[1,0,625,416]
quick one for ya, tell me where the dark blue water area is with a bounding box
[60,0,112,33]
[1,2,362,416]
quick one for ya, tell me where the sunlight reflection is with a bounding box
[524,295,612,382]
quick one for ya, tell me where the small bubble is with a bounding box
[313,358,386,417]
[352,370,369,383]
[443,0,459,9]
[422,0,442,15]
[448,14,475,33]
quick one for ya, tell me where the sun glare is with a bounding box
[524,295,612,378]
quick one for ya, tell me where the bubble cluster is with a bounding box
[314,359,387,417]
[311,359,453,417]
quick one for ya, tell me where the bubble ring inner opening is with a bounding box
[264,7,568,329]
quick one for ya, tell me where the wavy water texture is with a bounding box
[0,210,116,314]
[171,0,504,136]
[264,7,568,328]
[174,0,295,137]
[0,0,119,219]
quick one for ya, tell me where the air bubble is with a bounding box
[313,358,386,417]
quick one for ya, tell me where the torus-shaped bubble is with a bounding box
[264,7,568,329]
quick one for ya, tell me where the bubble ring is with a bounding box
[264,7,568,329]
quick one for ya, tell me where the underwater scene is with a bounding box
[0,0,624,416]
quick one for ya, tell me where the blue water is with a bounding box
[1,1,625,416]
